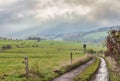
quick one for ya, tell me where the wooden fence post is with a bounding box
[24,56,29,76]
[83,41,87,54]
[70,52,73,64]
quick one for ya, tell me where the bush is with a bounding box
[16,45,19,48]
[106,30,120,63]
[87,49,96,54]
[2,45,12,50]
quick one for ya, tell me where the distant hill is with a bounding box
[4,25,120,43]
[63,25,120,43]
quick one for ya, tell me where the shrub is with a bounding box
[87,49,96,54]
[106,30,120,64]
[2,45,12,50]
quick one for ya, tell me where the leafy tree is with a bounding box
[106,30,120,63]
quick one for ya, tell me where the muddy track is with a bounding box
[92,57,109,81]
[52,59,94,81]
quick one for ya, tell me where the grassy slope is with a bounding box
[72,58,100,81]
[83,32,108,40]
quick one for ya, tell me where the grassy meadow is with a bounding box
[0,40,104,81]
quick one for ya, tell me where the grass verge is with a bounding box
[72,57,100,81]
[105,56,120,81]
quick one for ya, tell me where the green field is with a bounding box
[0,40,104,81]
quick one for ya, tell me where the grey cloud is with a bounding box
[0,0,120,36]
[1,0,120,25]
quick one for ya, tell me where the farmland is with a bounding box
[0,40,105,81]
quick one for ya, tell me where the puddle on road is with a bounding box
[93,57,109,81]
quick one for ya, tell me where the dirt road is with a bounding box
[52,59,94,81]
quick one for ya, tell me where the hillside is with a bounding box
[63,25,120,43]
[2,25,120,43]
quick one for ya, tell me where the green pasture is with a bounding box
[0,40,104,81]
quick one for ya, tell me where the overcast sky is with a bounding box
[0,0,120,37]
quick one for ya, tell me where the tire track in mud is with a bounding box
[52,59,94,81]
